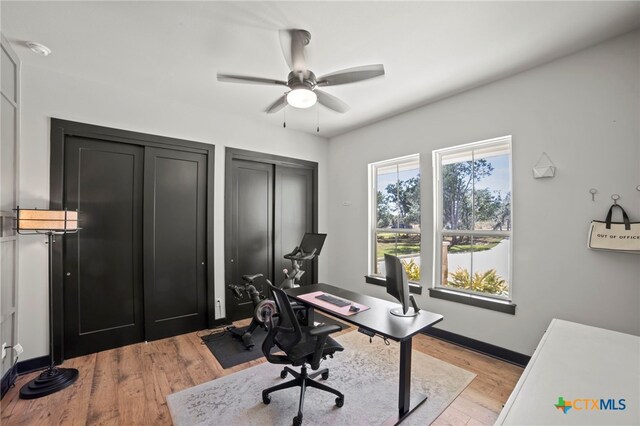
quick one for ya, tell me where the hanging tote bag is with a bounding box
[587,204,640,252]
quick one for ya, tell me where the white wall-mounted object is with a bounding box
[532,152,556,178]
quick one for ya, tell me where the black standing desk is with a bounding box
[285,283,444,425]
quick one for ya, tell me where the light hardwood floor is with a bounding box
[1,322,522,425]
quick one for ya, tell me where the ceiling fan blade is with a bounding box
[280,29,310,80]
[217,73,288,86]
[265,94,288,114]
[315,89,350,113]
[316,64,385,87]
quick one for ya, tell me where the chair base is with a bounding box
[262,365,344,425]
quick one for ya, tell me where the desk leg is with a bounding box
[399,338,412,415]
[382,337,428,426]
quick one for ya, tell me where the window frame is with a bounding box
[368,153,421,283]
[433,136,513,302]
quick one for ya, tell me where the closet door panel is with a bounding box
[225,160,273,321]
[274,166,314,286]
[144,147,207,340]
[63,137,145,358]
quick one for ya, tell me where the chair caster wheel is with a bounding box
[321,371,329,380]
[280,370,288,379]
[262,392,271,405]
[335,396,344,407]
[293,414,303,425]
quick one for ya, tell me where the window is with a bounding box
[369,154,421,282]
[433,136,512,300]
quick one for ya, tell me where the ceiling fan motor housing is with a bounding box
[287,71,317,90]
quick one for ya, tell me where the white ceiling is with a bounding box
[2,1,640,138]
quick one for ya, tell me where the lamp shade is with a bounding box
[17,209,78,232]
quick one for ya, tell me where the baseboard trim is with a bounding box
[17,355,49,375]
[423,327,530,367]
[210,317,233,328]
[1,363,18,399]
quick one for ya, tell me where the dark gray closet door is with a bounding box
[274,165,314,286]
[63,137,145,359]
[143,147,207,340]
[226,160,274,320]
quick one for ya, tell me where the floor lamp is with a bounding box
[16,207,80,399]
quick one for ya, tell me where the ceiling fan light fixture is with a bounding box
[287,88,317,109]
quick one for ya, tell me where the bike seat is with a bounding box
[242,273,263,283]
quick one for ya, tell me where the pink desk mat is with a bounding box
[296,291,370,316]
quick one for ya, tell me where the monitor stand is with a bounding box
[390,295,421,317]
[390,307,419,317]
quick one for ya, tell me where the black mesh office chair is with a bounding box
[261,282,345,426]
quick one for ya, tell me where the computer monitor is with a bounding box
[384,254,420,317]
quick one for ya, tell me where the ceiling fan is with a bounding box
[217,29,385,114]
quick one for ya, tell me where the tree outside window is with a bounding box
[370,155,421,281]
[434,137,512,299]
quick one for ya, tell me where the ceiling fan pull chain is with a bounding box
[283,99,287,128]
[316,102,320,133]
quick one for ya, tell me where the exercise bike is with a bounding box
[226,233,327,350]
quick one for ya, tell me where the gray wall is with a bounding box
[326,30,640,355]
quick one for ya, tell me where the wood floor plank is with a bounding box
[431,405,471,426]
[116,343,146,425]
[449,395,501,425]
[56,355,96,426]
[460,386,504,414]
[139,342,173,425]
[86,348,121,425]
[0,328,522,425]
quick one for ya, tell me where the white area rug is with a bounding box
[167,331,475,425]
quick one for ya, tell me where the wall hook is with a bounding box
[589,188,597,201]
[611,194,620,205]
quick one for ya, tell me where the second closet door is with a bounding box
[225,157,316,321]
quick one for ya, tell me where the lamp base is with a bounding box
[19,366,79,399]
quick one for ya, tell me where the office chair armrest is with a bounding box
[309,324,341,337]
[309,325,341,370]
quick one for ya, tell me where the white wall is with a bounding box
[18,64,329,361]
[327,30,640,355]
